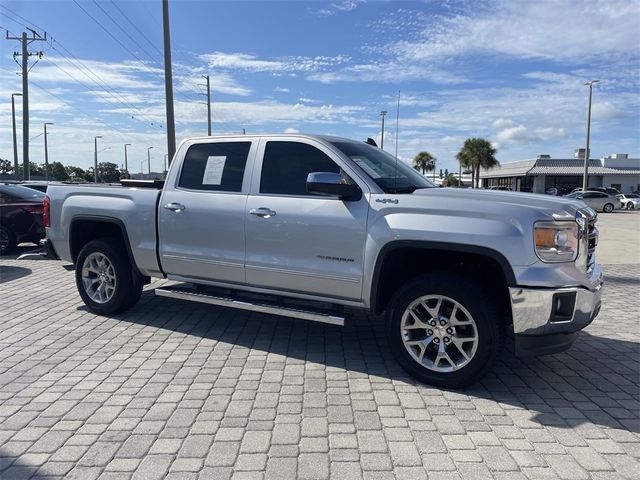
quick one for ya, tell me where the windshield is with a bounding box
[0,184,45,200]
[330,141,436,193]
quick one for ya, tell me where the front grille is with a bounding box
[586,211,598,272]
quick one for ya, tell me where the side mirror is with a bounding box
[306,172,362,201]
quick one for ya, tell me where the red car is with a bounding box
[0,183,46,254]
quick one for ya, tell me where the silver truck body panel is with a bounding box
[46,184,161,276]
[46,134,602,347]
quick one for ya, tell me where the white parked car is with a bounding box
[564,191,620,213]
[616,194,640,210]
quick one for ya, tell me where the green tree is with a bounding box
[49,161,69,181]
[456,138,499,188]
[442,173,460,187]
[17,162,45,178]
[65,165,88,182]
[0,158,13,175]
[412,151,436,175]
[96,162,120,183]
[119,169,131,180]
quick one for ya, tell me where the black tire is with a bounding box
[603,203,614,213]
[75,238,143,315]
[626,203,634,210]
[386,273,504,389]
[0,226,16,255]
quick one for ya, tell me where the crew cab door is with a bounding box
[245,138,369,301]
[158,139,256,284]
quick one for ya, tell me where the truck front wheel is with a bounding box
[75,238,143,315]
[386,273,504,389]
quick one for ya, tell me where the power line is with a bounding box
[0,4,46,32]
[42,55,164,130]
[108,0,163,57]
[92,0,163,66]
[72,0,161,78]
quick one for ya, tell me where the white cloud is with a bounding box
[283,127,300,133]
[495,125,538,144]
[175,73,252,97]
[200,52,350,74]
[492,118,516,129]
[274,87,290,93]
[390,0,639,63]
[310,0,365,17]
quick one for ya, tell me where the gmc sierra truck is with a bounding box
[43,134,603,388]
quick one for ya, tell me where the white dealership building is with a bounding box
[480,150,640,194]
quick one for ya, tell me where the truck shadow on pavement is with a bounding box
[0,266,32,283]
[96,289,638,435]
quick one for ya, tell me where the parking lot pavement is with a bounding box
[0,257,638,480]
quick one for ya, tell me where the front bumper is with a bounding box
[510,266,603,357]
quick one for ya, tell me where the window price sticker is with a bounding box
[203,156,227,185]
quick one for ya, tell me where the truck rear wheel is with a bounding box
[75,238,143,315]
[386,273,504,389]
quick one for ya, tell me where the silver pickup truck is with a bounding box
[44,134,603,388]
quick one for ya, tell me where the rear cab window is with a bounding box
[178,142,252,192]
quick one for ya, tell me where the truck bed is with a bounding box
[46,183,163,277]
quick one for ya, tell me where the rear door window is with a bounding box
[178,142,251,192]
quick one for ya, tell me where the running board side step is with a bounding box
[155,285,345,326]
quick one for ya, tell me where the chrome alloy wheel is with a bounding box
[400,295,479,373]
[81,252,117,304]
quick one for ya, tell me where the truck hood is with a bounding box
[410,188,586,219]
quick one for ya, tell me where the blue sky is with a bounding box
[1,0,639,174]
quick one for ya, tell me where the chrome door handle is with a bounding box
[164,202,186,212]
[249,208,276,218]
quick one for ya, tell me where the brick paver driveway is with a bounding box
[0,257,638,480]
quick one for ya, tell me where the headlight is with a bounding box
[534,221,579,262]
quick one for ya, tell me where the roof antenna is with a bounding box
[365,137,378,147]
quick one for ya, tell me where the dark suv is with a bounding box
[0,183,46,254]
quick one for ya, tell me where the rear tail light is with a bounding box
[23,204,44,215]
[43,195,50,227]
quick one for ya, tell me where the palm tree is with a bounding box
[456,138,499,188]
[413,152,436,176]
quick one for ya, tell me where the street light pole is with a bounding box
[582,80,599,192]
[379,111,387,150]
[11,93,22,180]
[147,146,154,179]
[94,135,102,183]
[43,122,53,181]
[124,143,131,173]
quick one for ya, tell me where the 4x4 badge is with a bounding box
[375,198,399,204]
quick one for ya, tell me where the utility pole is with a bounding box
[6,29,47,180]
[582,80,599,192]
[379,111,387,150]
[147,146,153,179]
[201,75,212,135]
[162,0,176,163]
[11,93,22,180]
[124,143,131,173]
[43,122,53,181]
[94,136,102,183]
